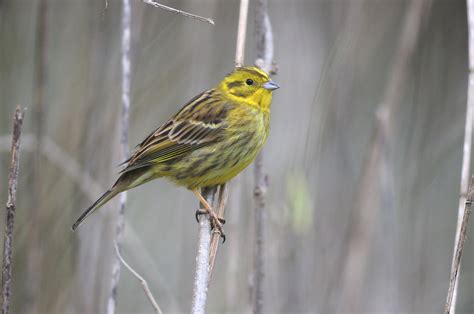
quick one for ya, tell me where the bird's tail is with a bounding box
[71,188,120,231]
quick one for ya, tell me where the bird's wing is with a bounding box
[121,89,232,173]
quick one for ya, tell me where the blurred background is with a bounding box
[0,0,472,313]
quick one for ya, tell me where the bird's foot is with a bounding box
[195,209,225,224]
[195,209,226,243]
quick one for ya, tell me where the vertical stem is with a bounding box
[251,1,274,313]
[253,1,274,313]
[447,1,474,312]
[191,188,215,314]
[207,184,229,283]
[107,0,130,312]
[2,107,24,314]
[252,156,266,314]
[235,0,249,67]
[192,0,249,311]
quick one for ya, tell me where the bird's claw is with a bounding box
[195,209,225,224]
[194,209,226,243]
[210,216,226,243]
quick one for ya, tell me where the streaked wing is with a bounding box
[121,89,232,173]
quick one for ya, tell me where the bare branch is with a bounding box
[252,0,274,312]
[142,0,214,25]
[2,107,25,314]
[107,0,131,312]
[446,1,474,312]
[255,0,274,73]
[208,184,229,282]
[191,188,215,314]
[235,0,249,67]
[114,243,162,314]
[0,134,35,152]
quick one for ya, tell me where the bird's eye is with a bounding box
[246,79,254,86]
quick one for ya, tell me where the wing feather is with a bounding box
[120,89,233,174]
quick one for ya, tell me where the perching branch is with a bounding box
[114,243,162,314]
[445,1,474,312]
[208,184,229,283]
[252,1,274,313]
[2,107,25,314]
[445,178,474,313]
[107,0,131,312]
[192,188,215,314]
[142,0,214,25]
[191,1,249,312]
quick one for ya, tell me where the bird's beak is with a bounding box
[262,79,280,91]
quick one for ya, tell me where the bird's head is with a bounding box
[218,66,279,111]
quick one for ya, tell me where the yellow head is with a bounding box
[218,66,279,112]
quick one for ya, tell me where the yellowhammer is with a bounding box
[72,66,279,239]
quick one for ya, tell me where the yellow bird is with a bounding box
[72,66,279,239]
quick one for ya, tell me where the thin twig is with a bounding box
[2,107,24,314]
[447,1,474,312]
[208,184,229,283]
[253,0,274,313]
[255,0,274,74]
[235,0,249,67]
[142,0,214,25]
[114,243,162,314]
[445,178,474,313]
[252,158,267,314]
[191,188,215,314]
[107,0,131,312]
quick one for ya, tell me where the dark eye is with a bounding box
[246,79,254,86]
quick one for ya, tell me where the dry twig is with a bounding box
[235,0,249,67]
[445,178,474,313]
[114,243,162,314]
[446,1,474,312]
[192,188,215,314]
[2,107,25,314]
[252,0,274,313]
[142,0,214,25]
[208,184,229,282]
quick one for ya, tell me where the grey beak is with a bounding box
[262,79,280,91]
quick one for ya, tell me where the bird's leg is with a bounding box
[193,189,226,242]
